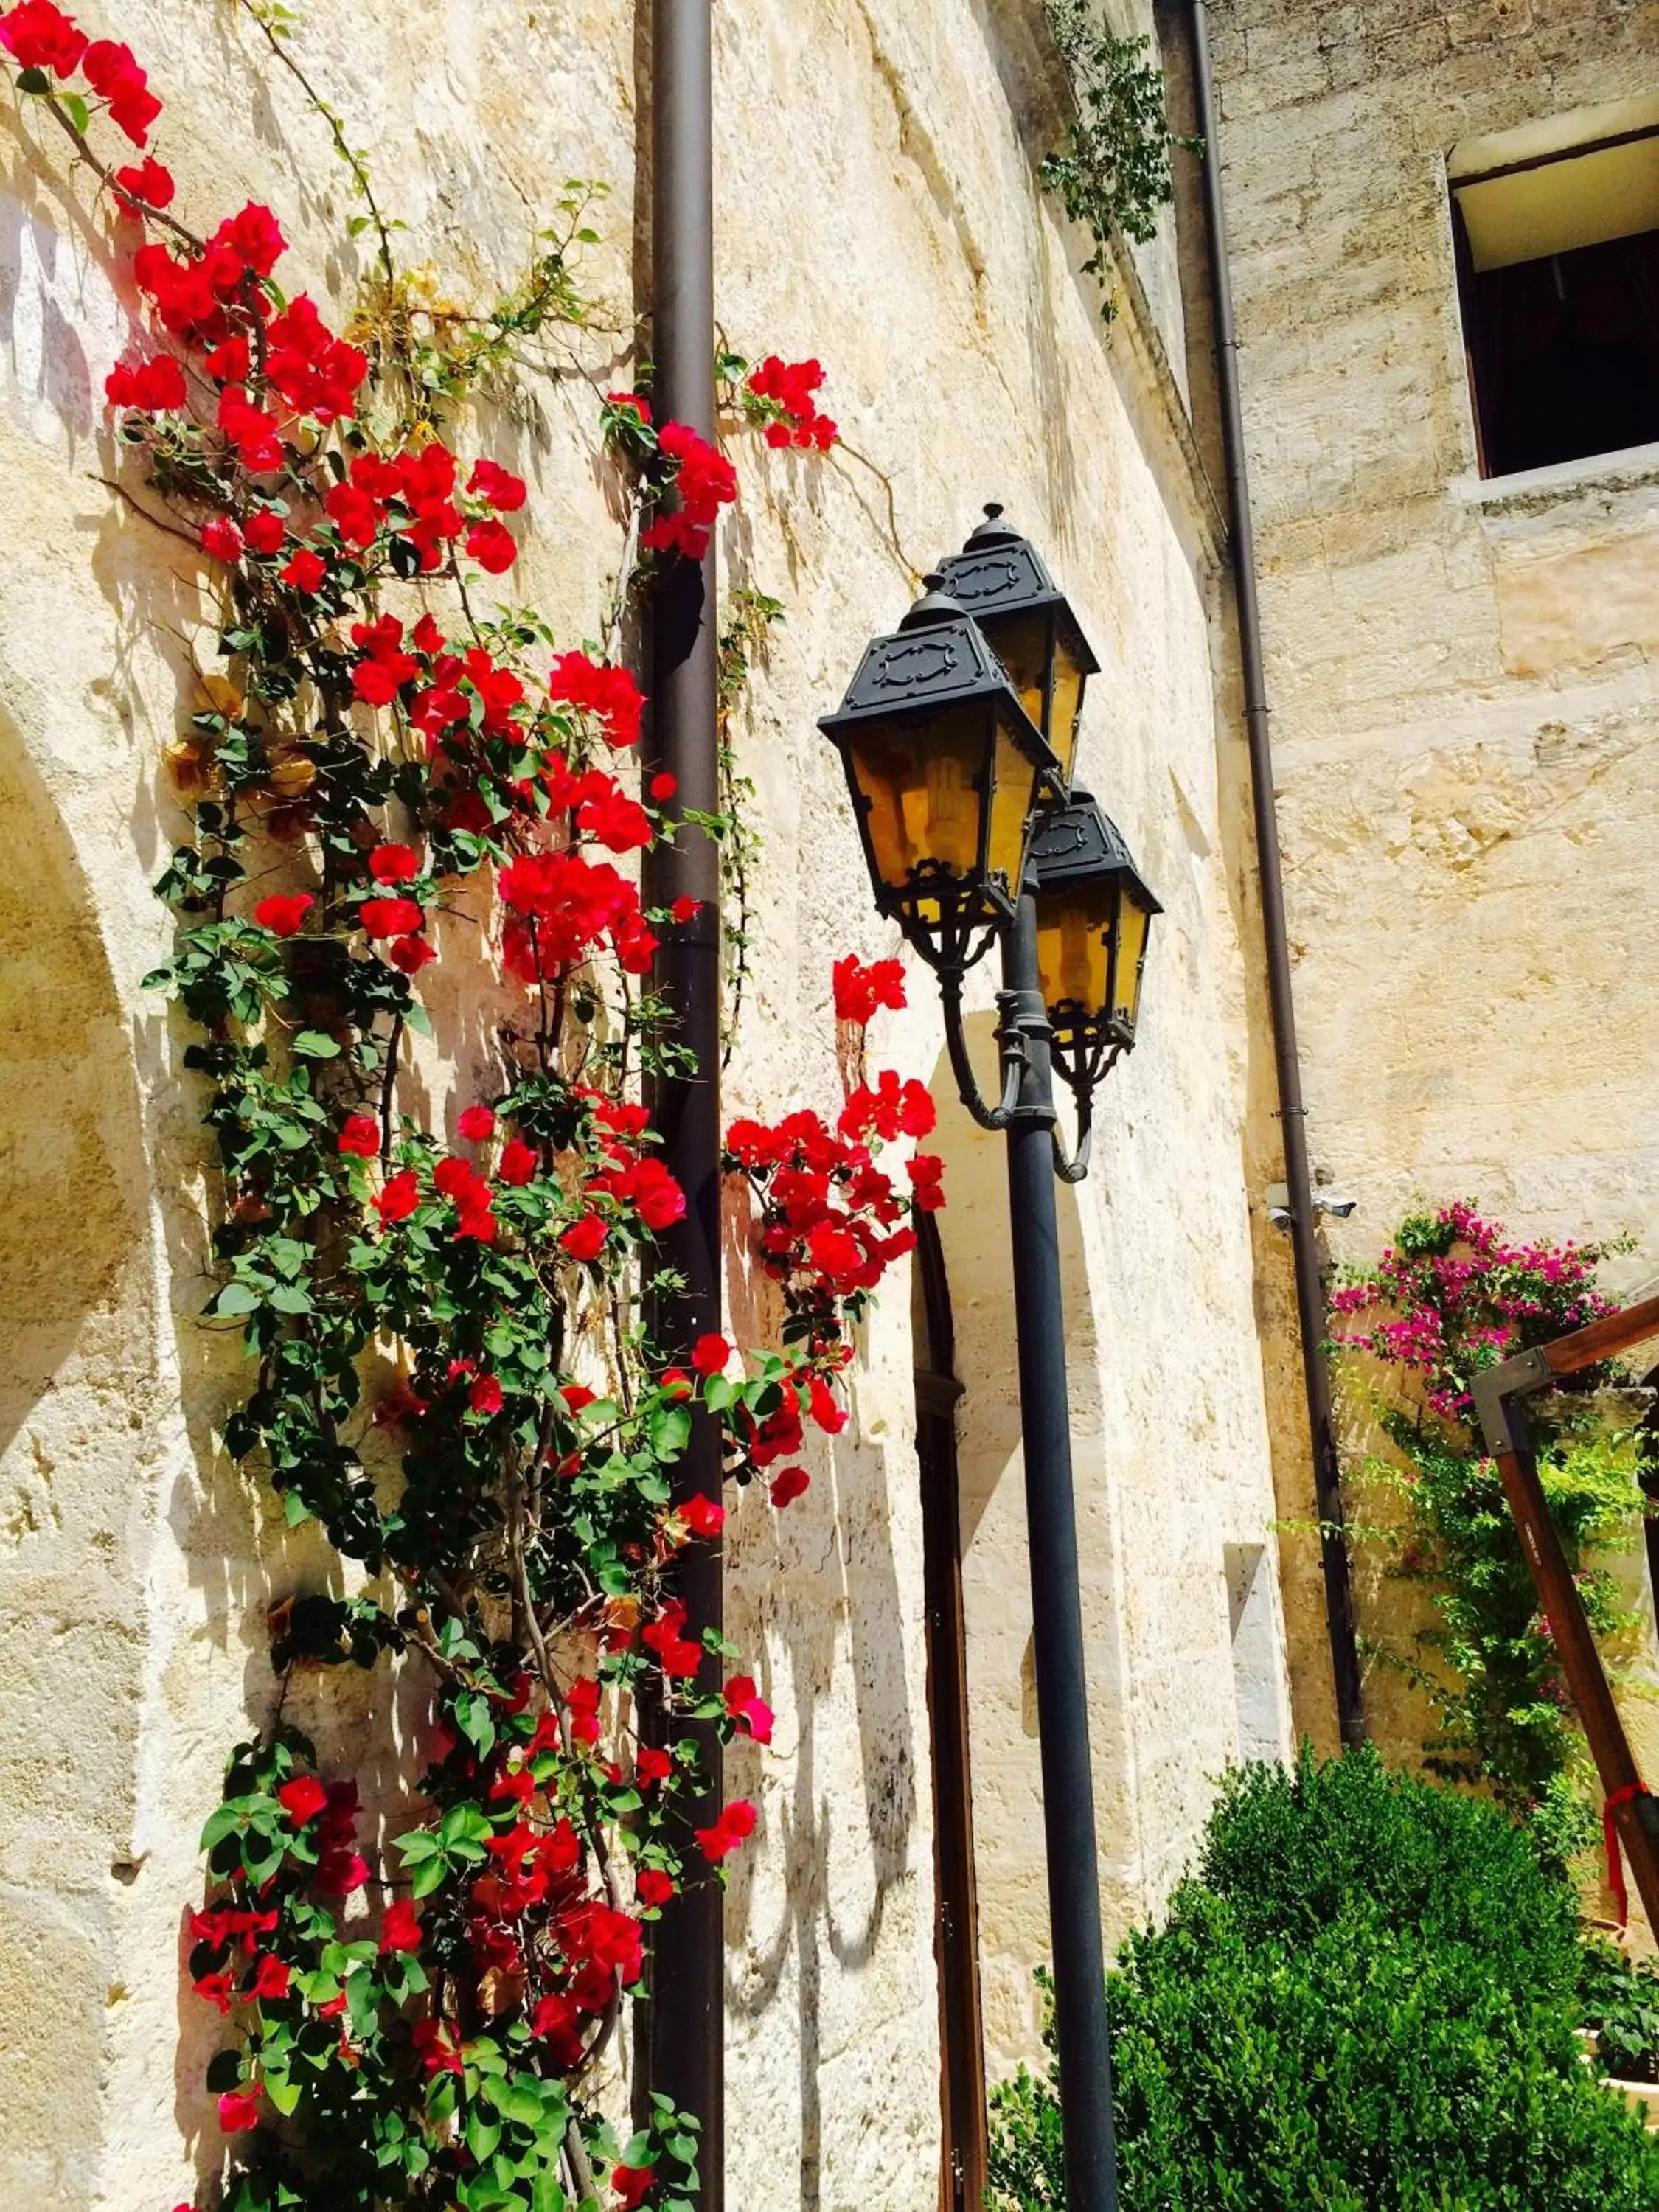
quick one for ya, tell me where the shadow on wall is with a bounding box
[0,719,152,2212]
[924,1008,1143,2077]
[721,1158,923,2210]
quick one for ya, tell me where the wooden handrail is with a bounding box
[1543,1293,1659,1377]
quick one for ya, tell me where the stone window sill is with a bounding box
[1449,440,1659,514]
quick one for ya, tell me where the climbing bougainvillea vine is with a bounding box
[0,10,941,2212]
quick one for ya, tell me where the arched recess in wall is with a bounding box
[922,1009,1141,2084]
[0,720,151,2212]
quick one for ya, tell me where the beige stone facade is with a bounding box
[7,0,1655,2205]
[1207,0,1659,1793]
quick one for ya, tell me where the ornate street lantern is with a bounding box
[936,503,1100,792]
[817,578,1062,970]
[1029,786,1161,1100]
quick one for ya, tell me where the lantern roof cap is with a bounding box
[897,572,968,631]
[936,504,1102,677]
[1029,784,1163,912]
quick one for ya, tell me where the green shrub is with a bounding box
[988,1749,1659,2211]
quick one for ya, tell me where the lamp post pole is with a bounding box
[997,889,1121,2212]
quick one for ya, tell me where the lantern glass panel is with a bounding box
[1113,888,1152,1031]
[844,703,988,896]
[1036,879,1118,1026]
[987,711,1043,897]
[976,607,1050,737]
[1046,630,1087,789]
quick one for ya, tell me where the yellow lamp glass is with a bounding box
[1034,868,1155,1046]
[975,608,1087,793]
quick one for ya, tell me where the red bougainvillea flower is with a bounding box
[456,1103,495,1141]
[839,1068,937,1143]
[208,200,286,278]
[244,507,287,554]
[497,1136,538,1186]
[635,1745,672,1786]
[650,770,677,800]
[560,1382,597,1413]
[908,1152,946,1212]
[375,1169,420,1226]
[412,2019,465,2077]
[192,1967,234,2015]
[611,2163,655,2211]
[465,516,518,574]
[338,1115,380,1158]
[253,891,313,938]
[468,456,526,511]
[690,1332,731,1377]
[468,1373,504,1416]
[380,1899,421,1954]
[606,389,653,425]
[389,933,436,974]
[264,296,367,423]
[369,843,419,885]
[217,2087,262,2134]
[560,1214,609,1262]
[105,353,187,412]
[358,896,423,940]
[546,652,645,751]
[249,1953,291,2002]
[636,1867,675,1909]
[80,36,163,145]
[807,1374,847,1434]
[832,953,907,1026]
[201,515,243,563]
[681,1492,726,1539]
[724,1673,774,1745]
[276,1775,329,1827]
[112,155,174,209]
[0,3,88,76]
[218,386,285,472]
[770,1464,810,1509]
[694,1798,758,1863]
[279,546,326,594]
[669,896,699,925]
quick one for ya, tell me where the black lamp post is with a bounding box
[820,515,1158,2212]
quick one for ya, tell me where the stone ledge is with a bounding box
[1448,440,1659,516]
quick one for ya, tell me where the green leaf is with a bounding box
[265,2072,302,2118]
[291,1030,342,1059]
[212,1281,262,1317]
[650,1403,692,1461]
[63,91,89,133]
[15,66,49,92]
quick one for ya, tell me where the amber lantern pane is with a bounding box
[844,703,989,895]
[1045,630,1087,790]
[1036,880,1116,1025]
[985,709,1044,899]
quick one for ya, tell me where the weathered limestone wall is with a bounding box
[0,4,1288,2207]
[1206,0,1659,1781]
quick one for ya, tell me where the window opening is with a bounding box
[1450,98,1659,478]
[912,1214,988,2212]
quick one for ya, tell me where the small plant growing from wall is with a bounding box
[1329,1203,1647,1866]
[1039,1,1197,322]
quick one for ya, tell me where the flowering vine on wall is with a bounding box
[0,9,943,2210]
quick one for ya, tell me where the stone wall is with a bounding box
[0,4,1292,2206]
[1207,0,1659,1811]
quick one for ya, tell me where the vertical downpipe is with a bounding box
[1186,0,1366,1748]
[644,0,726,2197]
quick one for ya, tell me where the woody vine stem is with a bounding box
[0,8,946,2211]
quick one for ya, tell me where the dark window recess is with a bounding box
[911,1216,988,2212]
[1458,225,1659,477]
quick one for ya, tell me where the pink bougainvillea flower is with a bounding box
[253,891,313,938]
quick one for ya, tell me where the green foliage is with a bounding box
[1038,3,1194,322]
[1581,1938,1659,2084]
[988,1750,1659,2211]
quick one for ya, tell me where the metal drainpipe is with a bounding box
[644,0,726,2196]
[1186,0,1366,1749]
